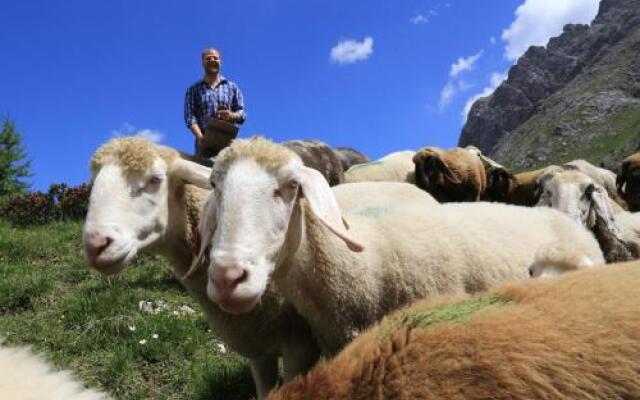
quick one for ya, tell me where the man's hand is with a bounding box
[216,109,237,122]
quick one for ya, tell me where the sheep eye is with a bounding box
[209,180,216,189]
[287,179,300,190]
[148,176,162,186]
[584,184,595,198]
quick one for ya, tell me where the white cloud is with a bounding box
[330,37,374,65]
[135,129,164,143]
[462,71,508,122]
[502,0,600,61]
[410,14,429,24]
[449,50,484,78]
[439,82,457,109]
[411,8,438,24]
[111,122,135,136]
[437,50,483,110]
[439,80,476,110]
[111,122,164,143]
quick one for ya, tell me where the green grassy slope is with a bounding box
[0,221,255,400]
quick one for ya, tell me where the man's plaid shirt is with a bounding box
[184,76,246,132]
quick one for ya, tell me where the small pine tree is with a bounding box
[0,118,32,196]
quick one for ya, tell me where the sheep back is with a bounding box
[344,151,415,183]
[0,344,112,400]
[266,261,640,400]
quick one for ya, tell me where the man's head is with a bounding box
[201,48,221,76]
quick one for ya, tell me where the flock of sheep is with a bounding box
[6,136,640,399]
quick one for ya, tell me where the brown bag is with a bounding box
[201,118,240,155]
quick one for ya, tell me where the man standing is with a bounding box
[184,48,246,157]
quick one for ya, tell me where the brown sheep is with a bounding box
[266,261,640,400]
[333,146,370,171]
[617,152,640,211]
[493,160,625,208]
[283,140,345,186]
[412,146,487,202]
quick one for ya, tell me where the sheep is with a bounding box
[0,343,111,400]
[265,261,640,400]
[333,146,369,171]
[344,150,415,183]
[83,136,320,398]
[411,145,517,203]
[282,140,345,186]
[489,160,624,207]
[483,167,546,206]
[411,146,487,202]
[196,137,603,357]
[617,152,640,211]
[564,159,627,208]
[535,167,639,263]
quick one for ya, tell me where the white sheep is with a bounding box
[0,344,111,400]
[344,150,415,183]
[83,137,319,398]
[535,168,639,264]
[195,137,604,355]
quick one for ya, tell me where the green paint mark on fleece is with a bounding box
[351,205,393,217]
[400,294,511,330]
[347,160,384,171]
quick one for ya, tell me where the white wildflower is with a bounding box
[152,334,159,339]
[139,339,147,345]
[178,305,196,315]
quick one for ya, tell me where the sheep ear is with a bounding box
[588,184,621,235]
[617,162,628,193]
[182,193,218,279]
[299,166,364,252]
[435,157,461,184]
[170,158,213,190]
[534,171,558,204]
[487,167,515,200]
[416,153,461,185]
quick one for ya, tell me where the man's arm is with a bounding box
[216,84,246,124]
[188,124,204,143]
[184,87,204,142]
[230,86,245,124]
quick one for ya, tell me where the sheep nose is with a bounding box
[210,257,249,292]
[84,231,113,262]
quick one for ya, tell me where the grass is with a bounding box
[500,104,640,172]
[0,220,256,400]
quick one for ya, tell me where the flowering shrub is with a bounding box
[0,182,91,226]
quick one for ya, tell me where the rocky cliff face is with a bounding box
[459,0,640,171]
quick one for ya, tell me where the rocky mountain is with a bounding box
[459,0,640,171]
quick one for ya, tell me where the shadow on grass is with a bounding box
[192,361,256,400]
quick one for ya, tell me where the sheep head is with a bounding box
[198,137,363,315]
[484,166,517,202]
[534,168,636,263]
[535,168,610,229]
[618,154,640,211]
[412,147,462,201]
[83,137,211,274]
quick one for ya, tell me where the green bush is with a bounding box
[0,182,91,226]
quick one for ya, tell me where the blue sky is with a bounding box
[0,0,600,190]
